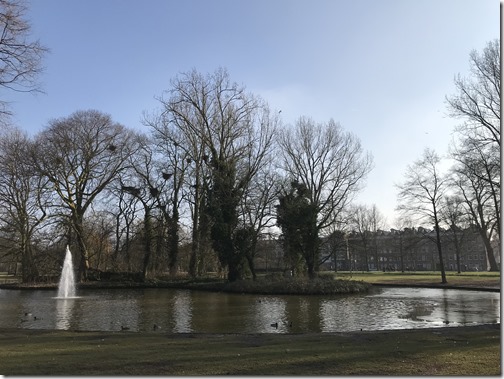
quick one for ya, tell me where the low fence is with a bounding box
[0,272,20,284]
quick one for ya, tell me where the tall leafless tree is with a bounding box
[450,149,499,271]
[445,39,500,272]
[349,204,384,271]
[441,195,469,274]
[389,216,421,272]
[348,204,372,271]
[0,127,48,281]
[31,110,135,281]
[144,113,195,277]
[238,163,281,280]
[446,39,500,148]
[278,117,373,278]
[157,68,276,281]
[396,148,448,283]
[0,0,48,122]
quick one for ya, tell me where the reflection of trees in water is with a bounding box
[285,297,322,333]
[77,293,140,331]
[172,290,192,333]
[0,288,499,333]
[189,292,247,333]
[399,304,435,322]
[251,297,287,333]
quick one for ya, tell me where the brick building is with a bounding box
[254,226,498,273]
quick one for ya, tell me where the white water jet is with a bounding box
[57,245,76,298]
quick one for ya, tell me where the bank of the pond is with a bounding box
[0,276,372,295]
[372,282,500,292]
[0,324,499,375]
[0,271,499,293]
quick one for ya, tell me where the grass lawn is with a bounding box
[0,324,500,375]
[331,271,500,288]
[0,271,500,375]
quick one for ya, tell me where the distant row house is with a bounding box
[255,226,499,273]
[341,226,496,272]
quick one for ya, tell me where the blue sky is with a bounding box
[7,0,500,226]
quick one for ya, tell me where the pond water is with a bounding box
[0,286,499,333]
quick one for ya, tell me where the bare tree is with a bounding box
[278,117,373,278]
[238,162,281,280]
[446,39,500,147]
[441,195,469,274]
[119,132,187,279]
[158,68,276,281]
[324,229,348,272]
[451,150,499,271]
[450,134,500,237]
[147,108,212,277]
[0,127,48,281]
[145,113,196,277]
[348,204,372,271]
[348,204,384,271]
[396,148,448,283]
[0,0,48,122]
[110,186,141,271]
[389,216,421,272]
[368,204,385,270]
[31,110,135,281]
[446,39,500,268]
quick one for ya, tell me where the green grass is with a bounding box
[330,270,500,287]
[2,270,499,294]
[0,325,499,375]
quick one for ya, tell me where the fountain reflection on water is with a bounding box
[55,299,74,329]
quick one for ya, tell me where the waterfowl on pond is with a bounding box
[270,322,278,328]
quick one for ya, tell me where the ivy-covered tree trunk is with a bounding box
[276,181,320,279]
[235,226,256,280]
[167,206,179,276]
[207,159,243,282]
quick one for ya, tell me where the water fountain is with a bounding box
[57,245,76,298]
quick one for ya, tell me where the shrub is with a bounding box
[220,276,370,295]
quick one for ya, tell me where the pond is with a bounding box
[0,286,499,333]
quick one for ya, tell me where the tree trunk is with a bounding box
[21,237,38,283]
[479,230,499,271]
[227,260,242,282]
[434,220,447,284]
[168,207,179,276]
[451,229,462,274]
[142,207,153,280]
[399,239,405,273]
[73,213,90,282]
[246,254,257,280]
